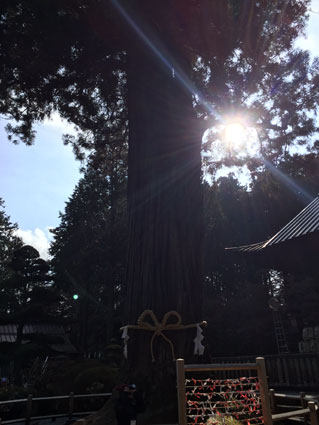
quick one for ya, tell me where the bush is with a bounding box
[103,344,122,366]
[14,343,47,365]
[74,366,119,393]
[42,359,103,395]
[0,385,29,401]
[207,416,242,425]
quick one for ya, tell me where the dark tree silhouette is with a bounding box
[0,198,23,288]
[50,164,127,353]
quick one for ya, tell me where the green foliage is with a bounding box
[1,0,316,172]
[203,154,319,355]
[0,209,63,381]
[0,385,29,402]
[0,198,23,297]
[207,416,242,425]
[2,244,58,328]
[286,277,319,325]
[0,198,22,253]
[63,360,104,383]
[74,366,118,393]
[13,343,47,363]
[203,178,275,355]
[103,344,122,367]
[42,359,114,395]
[50,166,127,353]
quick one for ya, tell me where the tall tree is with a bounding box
[0,0,313,373]
[1,244,60,382]
[201,47,319,176]
[203,177,276,356]
[0,198,23,303]
[0,201,56,338]
[4,245,54,327]
[50,164,127,353]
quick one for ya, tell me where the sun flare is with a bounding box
[225,122,246,145]
[202,115,260,163]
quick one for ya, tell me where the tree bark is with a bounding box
[125,42,203,370]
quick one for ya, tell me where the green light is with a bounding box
[73,294,79,300]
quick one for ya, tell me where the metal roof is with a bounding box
[0,324,66,335]
[225,241,267,253]
[0,323,77,353]
[226,195,319,253]
[264,195,319,247]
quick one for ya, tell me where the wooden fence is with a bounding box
[176,357,272,425]
[176,358,319,425]
[210,354,319,389]
[269,391,318,425]
[0,392,111,425]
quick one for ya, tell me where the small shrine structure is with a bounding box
[226,195,319,355]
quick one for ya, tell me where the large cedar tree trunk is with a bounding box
[125,41,203,375]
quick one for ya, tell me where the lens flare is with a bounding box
[202,117,260,163]
[225,122,246,146]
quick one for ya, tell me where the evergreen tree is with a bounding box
[203,178,276,356]
[202,48,319,174]
[0,197,23,309]
[3,245,55,329]
[0,200,57,342]
[50,165,127,353]
[0,241,59,381]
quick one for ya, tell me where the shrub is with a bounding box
[74,366,119,393]
[103,344,122,366]
[42,359,103,395]
[207,416,242,425]
[0,386,29,401]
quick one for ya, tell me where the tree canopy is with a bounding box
[1,1,315,161]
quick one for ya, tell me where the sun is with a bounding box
[225,122,246,146]
[202,115,260,163]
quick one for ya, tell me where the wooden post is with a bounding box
[269,389,276,413]
[25,394,33,425]
[308,401,318,425]
[300,392,306,408]
[300,392,307,425]
[256,357,273,425]
[176,359,187,425]
[69,392,74,419]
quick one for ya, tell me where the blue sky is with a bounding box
[0,1,319,259]
[0,114,80,258]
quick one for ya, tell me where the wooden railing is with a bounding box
[210,353,319,389]
[0,392,111,425]
[265,354,319,388]
[271,403,318,425]
[269,390,319,425]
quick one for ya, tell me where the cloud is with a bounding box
[41,112,76,134]
[14,227,53,260]
[295,0,319,54]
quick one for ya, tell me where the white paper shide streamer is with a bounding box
[121,310,207,360]
[121,326,129,358]
[193,324,205,355]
